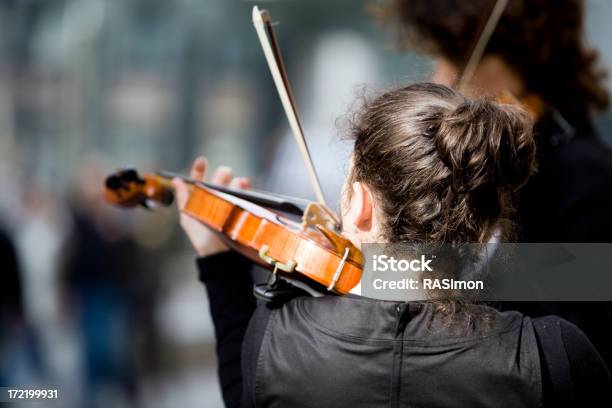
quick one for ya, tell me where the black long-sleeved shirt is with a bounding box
[198,252,612,408]
[198,253,255,407]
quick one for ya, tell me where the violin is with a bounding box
[104,169,363,295]
[104,6,364,297]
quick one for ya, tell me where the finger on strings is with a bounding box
[172,178,189,210]
[190,156,208,181]
[211,166,233,186]
[229,176,250,190]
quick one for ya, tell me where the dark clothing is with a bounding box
[62,209,145,396]
[519,113,612,242]
[198,252,255,407]
[0,225,22,321]
[512,113,612,369]
[198,252,612,408]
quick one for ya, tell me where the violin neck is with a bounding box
[156,171,307,216]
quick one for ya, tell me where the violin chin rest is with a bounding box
[253,273,324,304]
[253,276,314,304]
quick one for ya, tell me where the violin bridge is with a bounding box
[301,203,339,231]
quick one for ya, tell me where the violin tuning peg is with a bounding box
[105,174,122,190]
[121,168,144,184]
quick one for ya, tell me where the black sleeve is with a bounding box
[535,316,612,407]
[197,251,256,408]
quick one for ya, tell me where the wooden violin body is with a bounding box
[105,169,363,295]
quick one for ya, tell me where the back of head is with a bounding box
[379,0,609,122]
[350,82,536,243]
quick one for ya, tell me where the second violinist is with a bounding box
[175,83,611,407]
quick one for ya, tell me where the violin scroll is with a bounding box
[104,168,174,208]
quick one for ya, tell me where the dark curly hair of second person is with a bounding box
[377,0,609,123]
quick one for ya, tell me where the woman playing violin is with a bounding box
[174,83,611,407]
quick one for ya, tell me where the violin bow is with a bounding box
[252,6,328,208]
[458,0,509,91]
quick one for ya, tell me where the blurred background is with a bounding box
[0,0,611,407]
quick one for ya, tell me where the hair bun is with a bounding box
[434,99,536,194]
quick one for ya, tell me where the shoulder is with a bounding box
[532,315,612,406]
[533,316,612,383]
[552,317,610,374]
[532,315,596,358]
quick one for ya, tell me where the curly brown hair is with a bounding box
[349,83,536,244]
[378,0,609,122]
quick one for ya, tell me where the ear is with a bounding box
[347,181,374,231]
